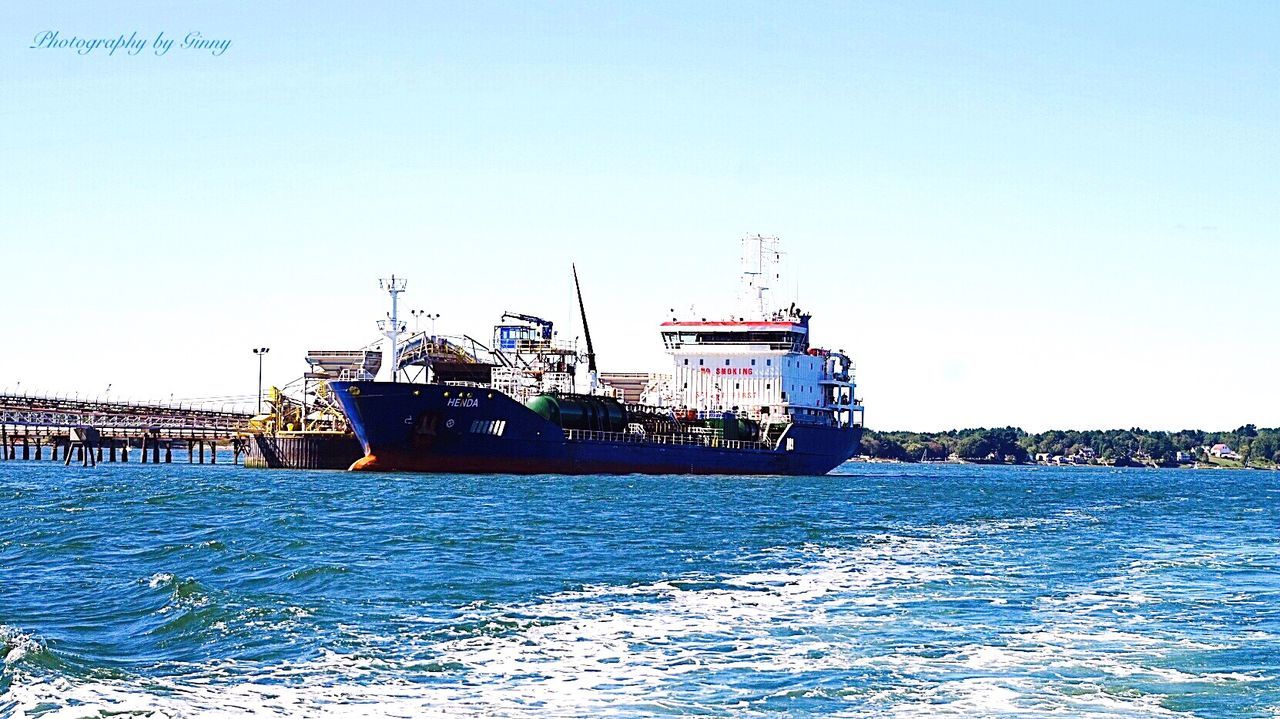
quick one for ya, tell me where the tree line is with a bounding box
[860,425,1280,466]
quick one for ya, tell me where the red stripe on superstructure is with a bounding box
[659,321,805,328]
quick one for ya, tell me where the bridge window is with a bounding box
[699,359,704,366]
[674,330,802,348]
[724,359,730,366]
[751,359,756,365]
[683,359,688,365]
[767,359,772,366]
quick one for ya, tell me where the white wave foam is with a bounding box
[1,625,44,666]
[5,520,1269,718]
[148,572,176,589]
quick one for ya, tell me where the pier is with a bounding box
[0,393,253,467]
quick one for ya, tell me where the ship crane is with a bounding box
[499,312,554,341]
[572,263,598,391]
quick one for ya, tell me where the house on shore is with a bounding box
[1208,443,1241,460]
[1069,447,1097,464]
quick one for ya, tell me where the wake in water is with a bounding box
[5,506,1274,718]
[4,465,1280,717]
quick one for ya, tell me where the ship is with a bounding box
[331,236,865,475]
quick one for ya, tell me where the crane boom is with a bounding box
[573,263,597,375]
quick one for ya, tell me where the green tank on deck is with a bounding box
[709,412,761,441]
[526,394,629,432]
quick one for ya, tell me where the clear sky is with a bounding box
[2,1,1277,431]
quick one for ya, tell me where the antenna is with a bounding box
[738,234,782,319]
[572,263,597,378]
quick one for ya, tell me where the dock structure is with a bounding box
[0,393,253,467]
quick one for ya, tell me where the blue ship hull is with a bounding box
[331,381,862,476]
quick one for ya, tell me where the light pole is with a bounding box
[407,309,441,338]
[253,347,270,414]
[414,310,440,337]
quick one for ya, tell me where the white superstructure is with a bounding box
[654,236,863,428]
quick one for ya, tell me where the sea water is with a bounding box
[1,462,1277,717]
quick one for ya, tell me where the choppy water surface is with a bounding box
[1,462,1278,718]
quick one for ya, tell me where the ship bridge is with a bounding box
[660,320,809,353]
[658,319,861,427]
[649,235,862,429]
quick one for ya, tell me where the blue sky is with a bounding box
[1,1,1277,430]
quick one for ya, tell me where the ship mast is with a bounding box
[378,275,407,381]
[738,234,782,320]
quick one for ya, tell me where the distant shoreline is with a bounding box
[859,426,1279,471]
[848,456,1273,470]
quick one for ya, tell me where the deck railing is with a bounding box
[564,428,770,452]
